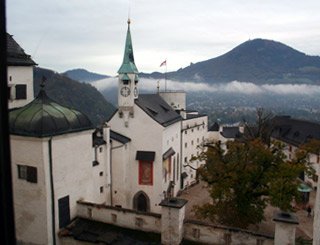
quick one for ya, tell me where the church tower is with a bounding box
[117,19,139,126]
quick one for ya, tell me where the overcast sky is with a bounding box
[7,0,320,75]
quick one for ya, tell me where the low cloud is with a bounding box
[93,78,320,95]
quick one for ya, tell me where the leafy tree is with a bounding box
[194,139,306,228]
[193,108,317,229]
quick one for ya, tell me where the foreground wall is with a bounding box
[68,201,275,245]
[184,220,274,245]
[76,200,161,233]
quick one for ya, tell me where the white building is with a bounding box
[108,20,182,213]
[208,122,243,152]
[7,33,36,109]
[157,91,208,189]
[179,109,208,189]
[9,86,111,244]
[271,116,320,189]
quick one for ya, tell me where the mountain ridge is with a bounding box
[141,38,320,85]
[34,67,116,126]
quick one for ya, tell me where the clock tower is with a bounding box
[117,19,139,126]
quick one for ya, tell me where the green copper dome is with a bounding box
[10,89,93,137]
[118,19,139,74]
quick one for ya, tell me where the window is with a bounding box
[191,140,194,145]
[100,186,104,193]
[112,214,117,223]
[99,147,103,153]
[92,160,99,166]
[99,171,103,176]
[184,157,187,163]
[185,130,187,134]
[8,87,12,99]
[9,75,12,81]
[15,84,27,99]
[139,161,153,185]
[17,165,37,183]
[197,138,199,143]
[185,142,187,148]
[191,129,194,132]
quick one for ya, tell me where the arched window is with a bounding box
[133,191,150,212]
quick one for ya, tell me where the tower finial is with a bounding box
[127,18,131,25]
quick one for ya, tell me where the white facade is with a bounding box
[109,105,182,213]
[11,127,111,245]
[181,114,208,188]
[272,139,320,189]
[7,66,34,109]
[159,91,186,110]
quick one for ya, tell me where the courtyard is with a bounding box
[179,181,315,240]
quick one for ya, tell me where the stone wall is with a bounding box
[77,200,161,233]
[184,219,274,245]
[75,201,276,245]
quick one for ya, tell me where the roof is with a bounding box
[110,130,131,144]
[135,94,182,127]
[159,198,188,209]
[118,20,139,74]
[209,122,220,132]
[271,116,320,146]
[136,151,156,161]
[10,89,93,137]
[7,33,36,66]
[221,127,241,139]
[163,147,175,160]
[185,113,207,120]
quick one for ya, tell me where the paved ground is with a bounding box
[179,181,315,239]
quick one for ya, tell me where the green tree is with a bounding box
[194,139,306,228]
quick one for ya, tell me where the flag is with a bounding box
[160,60,167,67]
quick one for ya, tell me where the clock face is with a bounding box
[120,87,131,97]
[134,87,138,97]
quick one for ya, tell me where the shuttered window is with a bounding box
[15,84,27,99]
[17,165,37,183]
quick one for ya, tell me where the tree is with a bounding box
[194,139,306,228]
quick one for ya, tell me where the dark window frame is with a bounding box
[15,84,27,100]
[17,164,37,183]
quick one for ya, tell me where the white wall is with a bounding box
[159,91,186,110]
[8,66,34,109]
[181,115,208,188]
[11,136,50,245]
[52,130,109,232]
[11,128,111,245]
[109,105,165,213]
[162,121,182,196]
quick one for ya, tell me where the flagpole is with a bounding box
[165,59,167,92]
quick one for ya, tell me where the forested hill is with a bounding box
[62,68,110,83]
[34,67,116,126]
[141,38,320,85]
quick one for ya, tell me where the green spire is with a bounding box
[118,19,139,74]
